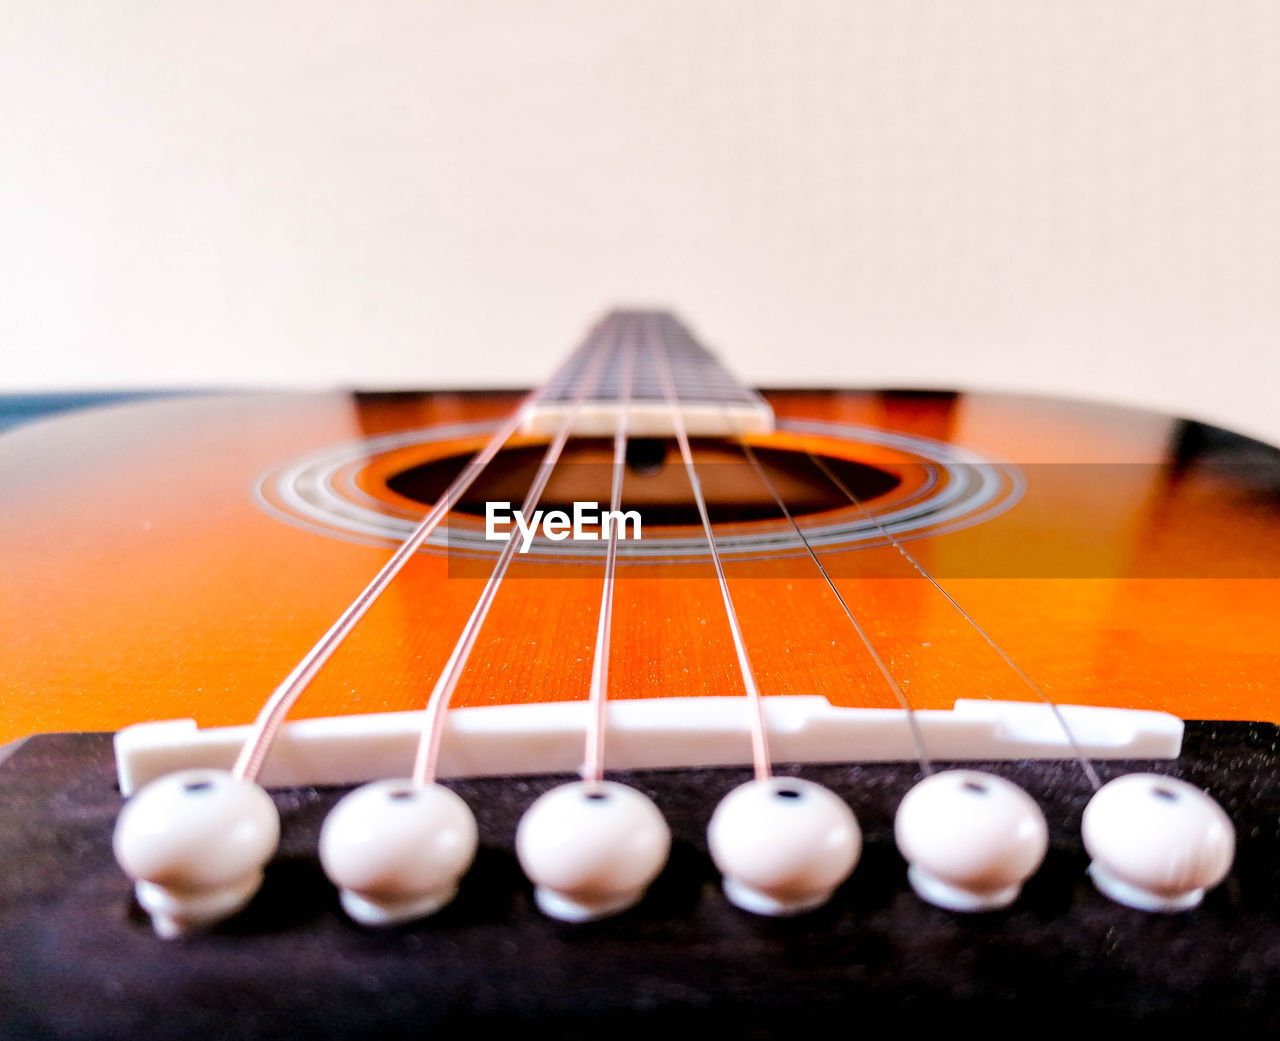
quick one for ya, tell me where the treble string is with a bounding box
[809,452,1104,791]
[733,438,934,776]
[411,316,622,786]
[582,318,638,784]
[650,314,773,782]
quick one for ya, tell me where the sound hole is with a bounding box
[385,439,900,525]
[625,438,667,476]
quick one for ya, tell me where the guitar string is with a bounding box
[650,313,773,782]
[582,317,638,784]
[809,451,1104,791]
[733,437,934,776]
[233,399,534,782]
[411,316,622,786]
[662,308,933,774]
[232,315,615,783]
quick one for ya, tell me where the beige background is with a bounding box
[2,2,1278,444]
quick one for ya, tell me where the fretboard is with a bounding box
[522,310,774,437]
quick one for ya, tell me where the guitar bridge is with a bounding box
[114,696,1183,795]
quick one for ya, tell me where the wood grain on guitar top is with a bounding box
[2,383,1280,1036]
[1,388,1277,742]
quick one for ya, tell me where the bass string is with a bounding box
[410,315,624,786]
[233,398,531,782]
[582,316,639,784]
[231,314,618,783]
[733,436,935,777]
[808,451,1104,792]
[650,313,774,782]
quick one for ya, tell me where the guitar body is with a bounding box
[3,386,1278,739]
[2,380,1279,1036]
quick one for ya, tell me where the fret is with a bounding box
[523,311,774,437]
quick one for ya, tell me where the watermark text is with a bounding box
[484,501,642,553]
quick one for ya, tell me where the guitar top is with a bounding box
[1,311,1279,1035]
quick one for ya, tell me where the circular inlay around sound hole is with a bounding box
[385,439,902,526]
[253,416,1023,560]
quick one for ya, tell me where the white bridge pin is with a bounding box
[707,777,861,916]
[515,780,671,922]
[1082,773,1235,912]
[112,768,280,939]
[318,779,478,927]
[895,770,1048,912]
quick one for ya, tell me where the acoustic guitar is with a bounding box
[1,310,1277,1037]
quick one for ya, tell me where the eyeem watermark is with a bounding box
[485,501,642,553]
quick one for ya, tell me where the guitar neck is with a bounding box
[521,310,774,437]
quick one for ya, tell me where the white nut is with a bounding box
[319,779,477,926]
[515,781,670,921]
[113,768,279,938]
[707,777,861,916]
[895,769,1048,912]
[1082,773,1235,912]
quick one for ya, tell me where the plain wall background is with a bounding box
[3,2,1278,444]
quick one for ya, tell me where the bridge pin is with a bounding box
[112,768,279,939]
[1082,773,1235,912]
[318,779,477,926]
[895,770,1048,912]
[516,781,671,922]
[707,777,861,916]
